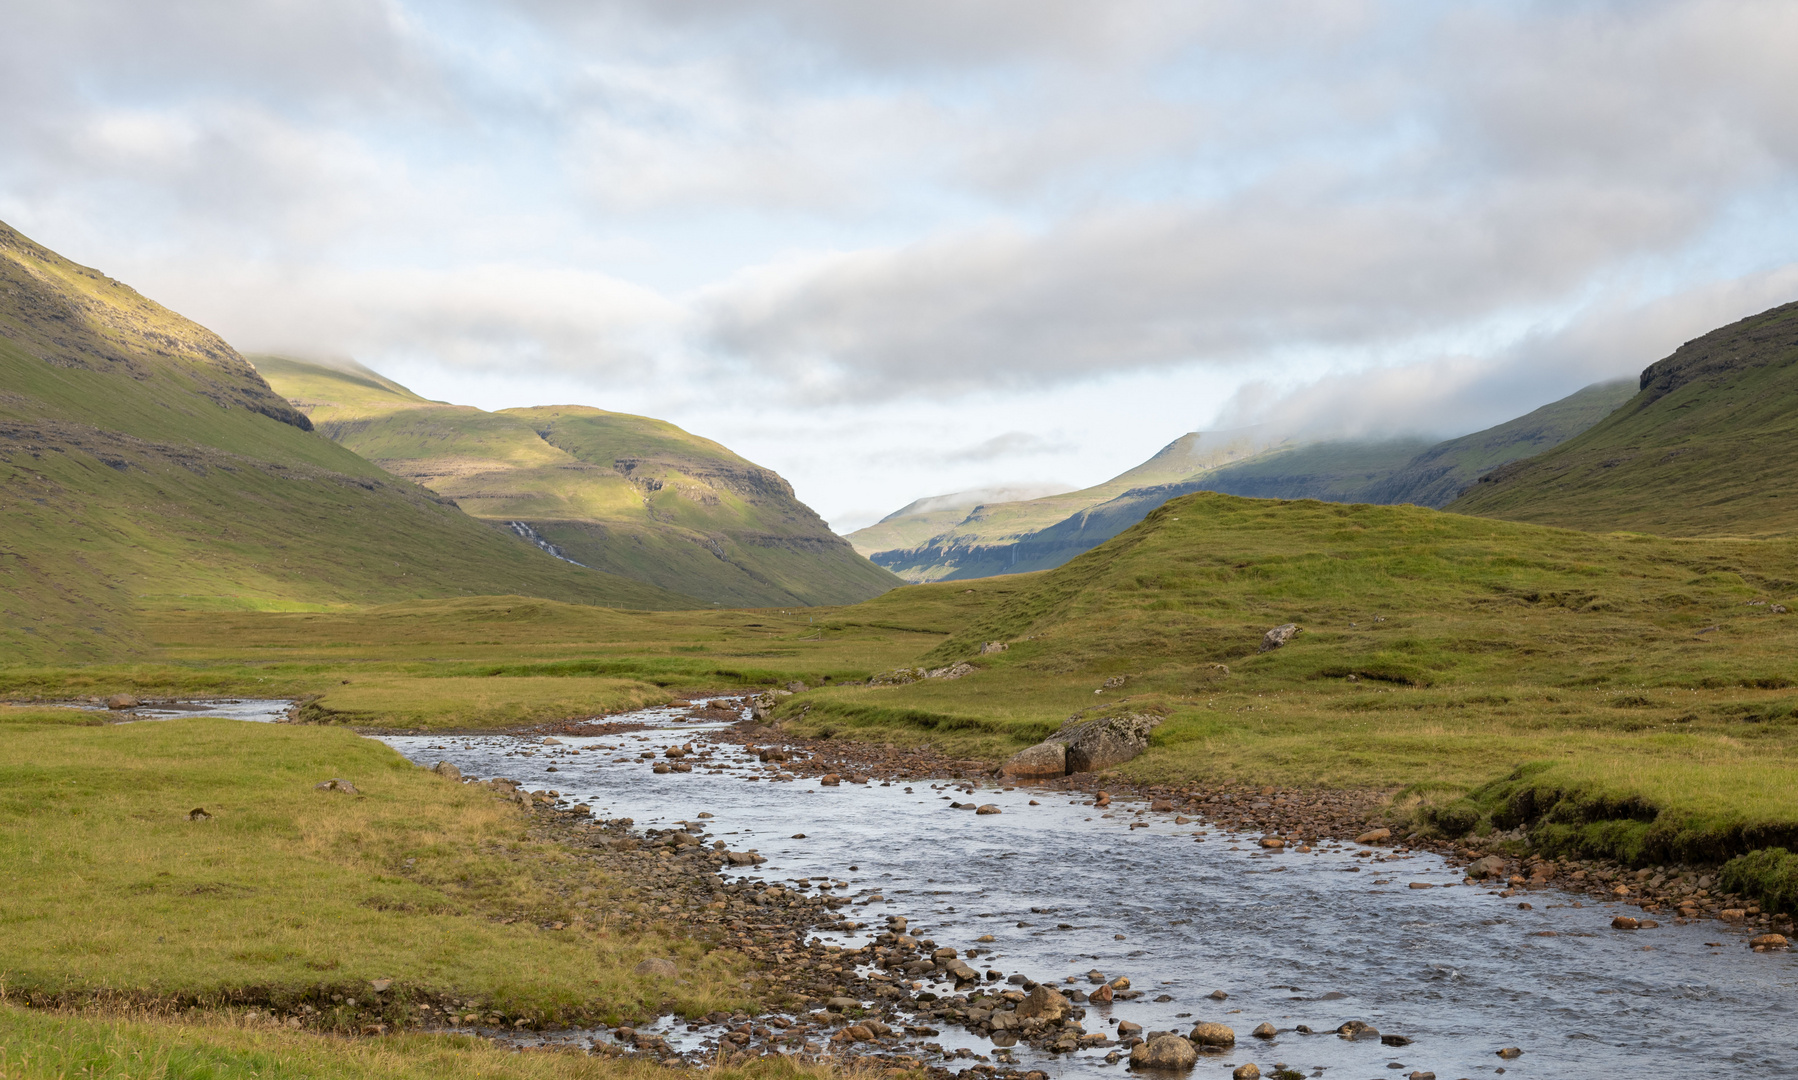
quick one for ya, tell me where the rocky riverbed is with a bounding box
[375,697,1798,1080]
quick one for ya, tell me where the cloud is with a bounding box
[1211,263,1798,440]
[940,430,1067,463]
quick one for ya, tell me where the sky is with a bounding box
[3,0,1798,532]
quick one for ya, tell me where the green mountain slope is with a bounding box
[259,357,899,607]
[0,221,697,662]
[1363,379,1636,507]
[848,429,1276,581]
[1449,301,1798,535]
[1192,438,1435,502]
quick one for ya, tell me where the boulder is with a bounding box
[1014,984,1072,1021]
[1128,1034,1196,1070]
[1354,828,1392,845]
[633,958,678,978]
[1232,1065,1260,1080]
[1188,1022,1234,1046]
[314,778,359,794]
[942,958,980,982]
[1001,741,1068,779]
[976,804,1002,815]
[1058,712,1164,773]
[431,761,462,781]
[105,694,139,710]
[187,807,211,822]
[1251,1022,1276,1038]
[1465,855,1506,880]
[980,641,1009,655]
[1258,624,1301,652]
[1749,933,1789,949]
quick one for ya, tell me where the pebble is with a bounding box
[1252,1022,1276,1037]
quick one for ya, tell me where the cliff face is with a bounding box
[1450,300,1798,537]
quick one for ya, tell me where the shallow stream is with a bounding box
[360,703,1798,1080]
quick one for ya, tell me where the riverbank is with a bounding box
[704,716,1794,946]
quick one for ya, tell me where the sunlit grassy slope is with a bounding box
[259,356,899,608]
[790,492,1798,864]
[0,221,696,663]
[1451,300,1798,534]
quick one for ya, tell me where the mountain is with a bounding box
[848,429,1277,582]
[1450,300,1798,535]
[0,220,697,662]
[848,485,1072,558]
[856,381,1633,583]
[1363,379,1636,506]
[259,357,900,607]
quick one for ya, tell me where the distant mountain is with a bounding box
[0,220,694,662]
[848,485,1072,558]
[857,381,1633,583]
[1450,301,1798,535]
[848,429,1277,582]
[261,357,900,607]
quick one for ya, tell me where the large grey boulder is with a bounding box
[999,711,1164,777]
[1060,711,1163,773]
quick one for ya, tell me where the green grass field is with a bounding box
[0,716,745,1024]
[0,1009,847,1080]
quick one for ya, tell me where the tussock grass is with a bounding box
[0,719,745,1022]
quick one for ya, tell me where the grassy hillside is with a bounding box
[0,221,698,662]
[1363,379,1635,506]
[260,357,898,608]
[1451,300,1798,534]
[782,492,1798,867]
[1190,438,1433,501]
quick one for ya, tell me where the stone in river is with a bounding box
[1354,828,1391,845]
[1206,990,1228,1001]
[1611,915,1640,930]
[105,694,139,710]
[1251,1022,1276,1038]
[1117,1020,1143,1036]
[431,761,462,781]
[826,997,861,1011]
[976,804,1002,815]
[1258,837,1284,849]
[1380,1034,1413,1047]
[1465,855,1506,880]
[820,774,841,786]
[1231,1065,1260,1080]
[1090,983,1114,1003]
[1749,933,1789,949]
[1014,984,1073,1021]
[1189,1022,1234,1046]
[1496,1047,1522,1059]
[1128,1034,1197,1070]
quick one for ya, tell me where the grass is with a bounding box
[0,1008,854,1080]
[0,593,968,731]
[257,357,900,608]
[0,718,746,1023]
[773,493,1798,866]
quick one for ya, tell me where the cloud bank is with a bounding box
[2,0,1797,525]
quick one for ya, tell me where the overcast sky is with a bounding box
[5,0,1798,531]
